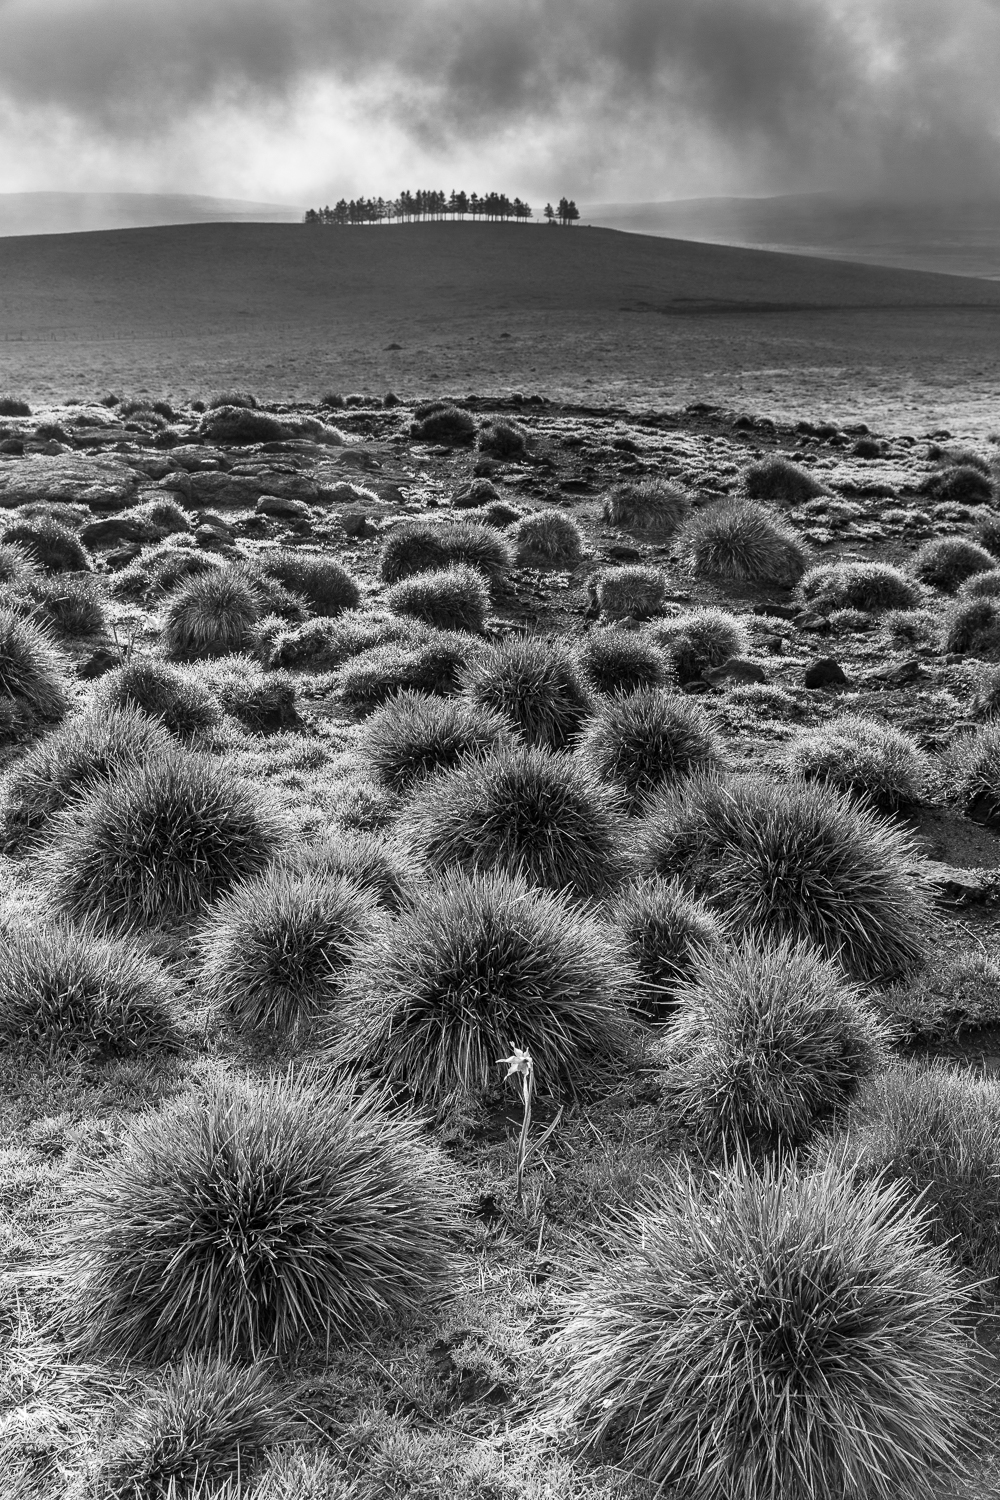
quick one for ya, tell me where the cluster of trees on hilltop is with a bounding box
[304,191,580,226]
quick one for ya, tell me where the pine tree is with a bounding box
[544,202,555,225]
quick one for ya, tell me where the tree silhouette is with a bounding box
[544,202,555,225]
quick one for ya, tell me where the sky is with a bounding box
[1,0,999,207]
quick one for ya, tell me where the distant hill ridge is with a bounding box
[0,192,303,237]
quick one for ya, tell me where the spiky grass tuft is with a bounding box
[603,478,690,537]
[665,936,889,1150]
[357,690,514,792]
[112,545,222,604]
[281,828,420,911]
[191,656,300,733]
[595,564,666,621]
[265,610,422,671]
[921,464,994,507]
[609,875,726,1020]
[477,419,528,459]
[18,572,108,636]
[635,772,932,983]
[942,596,1000,657]
[797,560,921,614]
[912,536,996,592]
[575,629,670,696]
[553,1156,978,1500]
[385,563,490,633]
[685,499,809,586]
[380,519,511,589]
[958,566,1000,599]
[0,540,37,588]
[399,743,624,900]
[337,632,474,714]
[255,548,361,617]
[0,604,73,741]
[42,748,287,932]
[163,568,260,660]
[784,714,933,809]
[578,688,723,812]
[1,516,91,573]
[409,405,476,444]
[947,722,1000,821]
[199,406,288,443]
[95,659,221,741]
[510,509,585,569]
[200,867,382,1036]
[461,634,592,749]
[650,608,749,684]
[333,869,633,1108]
[741,455,829,505]
[66,1075,458,1360]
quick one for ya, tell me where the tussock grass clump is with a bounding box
[399,744,623,900]
[209,389,258,409]
[785,714,933,808]
[971,665,1000,720]
[163,569,260,659]
[256,549,361,617]
[666,937,888,1150]
[20,572,108,636]
[199,406,288,444]
[477,419,528,459]
[385,564,489,633]
[797,559,920,614]
[912,536,995,592]
[265,611,421,671]
[510,510,585,569]
[635,773,931,983]
[43,749,286,932]
[575,630,670,696]
[578,689,723,812]
[200,867,381,1036]
[595,564,666,620]
[974,509,1000,558]
[684,499,809,586]
[1,705,172,851]
[338,633,473,714]
[461,635,592,749]
[357,691,514,792]
[0,540,36,588]
[131,495,193,537]
[815,1060,1000,1278]
[95,659,221,741]
[380,519,512,590]
[0,919,177,1057]
[410,404,476,444]
[880,606,938,647]
[942,596,1000,657]
[1,516,91,573]
[282,828,419,911]
[334,870,632,1108]
[741,455,829,505]
[948,722,1000,821]
[67,1075,458,1360]
[553,1157,978,1500]
[651,608,749,684]
[94,1355,284,1500]
[0,393,31,417]
[453,477,500,510]
[921,464,994,507]
[112,544,222,604]
[958,566,1000,599]
[0,605,72,742]
[193,656,299,733]
[609,875,726,1019]
[603,478,690,537]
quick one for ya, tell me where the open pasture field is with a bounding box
[1,382,1000,1497]
[3,222,1000,433]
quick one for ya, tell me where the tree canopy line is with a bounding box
[304,191,580,226]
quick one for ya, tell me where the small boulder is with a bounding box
[703,657,769,687]
[256,493,311,519]
[803,657,849,689]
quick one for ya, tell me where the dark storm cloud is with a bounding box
[1,0,998,195]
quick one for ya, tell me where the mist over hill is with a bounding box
[0,192,303,237]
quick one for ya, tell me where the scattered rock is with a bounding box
[104,543,144,570]
[0,454,140,512]
[703,657,769,687]
[803,657,849,689]
[863,658,926,688]
[341,512,378,539]
[923,860,994,906]
[80,516,151,547]
[78,647,123,680]
[256,493,311,518]
[752,602,798,621]
[603,545,643,562]
[794,611,831,632]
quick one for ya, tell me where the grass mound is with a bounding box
[265,610,421,671]
[741,455,828,505]
[1,704,173,851]
[578,688,723,812]
[193,656,300,733]
[666,936,888,1150]
[18,573,108,636]
[380,519,511,589]
[42,748,286,932]
[66,1075,458,1360]
[357,690,514,792]
[282,828,419,911]
[0,540,36,587]
[0,393,30,416]
[609,875,726,1020]
[651,608,748,684]
[603,478,690,537]
[815,1060,1000,1279]
[947,722,1000,821]
[95,659,221,741]
[785,714,933,808]
[453,477,500,509]
[0,918,177,1057]
[683,499,808,586]
[200,867,381,1036]
[163,569,260,660]
[112,544,222,604]
[385,564,489,633]
[575,630,670,696]
[942,596,1000,657]
[209,389,257,409]
[199,406,288,443]
[921,464,994,507]
[461,635,592,749]
[256,549,361,616]
[477,419,528,459]
[409,405,476,444]
[338,633,474,714]
[635,772,931,982]
[334,869,632,1108]
[912,536,996,592]
[1,515,91,574]
[510,510,585,569]
[797,559,920,614]
[94,1355,284,1500]
[553,1156,977,1500]
[0,605,72,743]
[595,564,666,620]
[400,743,623,900]
[958,567,1000,599]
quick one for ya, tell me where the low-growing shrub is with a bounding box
[256,549,361,617]
[1,516,91,573]
[603,478,690,537]
[66,1076,458,1360]
[477,419,528,459]
[399,744,623,900]
[510,510,585,569]
[797,559,921,614]
[199,406,288,444]
[942,596,1000,656]
[334,869,633,1108]
[338,633,473,713]
[163,569,260,659]
[0,606,73,742]
[553,1157,977,1500]
[741,455,828,505]
[785,714,933,808]
[357,691,514,792]
[385,564,489,633]
[461,634,592,749]
[42,748,286,932]
[595,564,666,620]
[651,608,749,684]
[666,937,888,1150]
[635,772,932,982]
[609,876,725,1020]
[912,536,995,592]
[684,499,809,586]
[575,630,670,696]
[578,688,723,812]
[200,867,381,1036]
[921,464,994,507]
[410,405,476,444]
[94,659,221,741]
